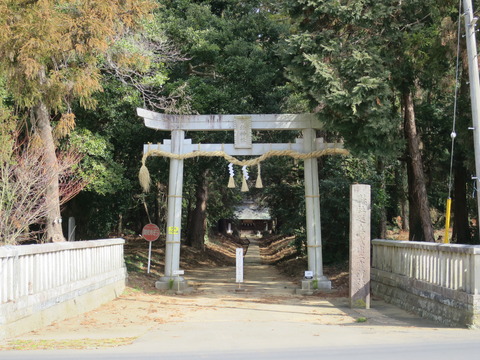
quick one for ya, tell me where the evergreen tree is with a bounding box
[281,0,458,241]
[154,0,290,248]
[0,0,156,241]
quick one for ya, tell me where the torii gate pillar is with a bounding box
[303,129,330,289]
[139,109,337,291]
[162,130,185,285]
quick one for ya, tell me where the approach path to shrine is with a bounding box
[2,239,480,359]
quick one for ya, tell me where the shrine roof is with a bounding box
[234,202,271,220]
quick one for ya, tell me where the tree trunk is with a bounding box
[400,196,409,231]
[376,158,387,239]
[394,163,409,231]
[399,163,409,232]
[403,91,434,242]
[155,181,167,234]
[34,100,65,242]
[453,158,471,244]
[406,157,423,240]
[186,169,210,250]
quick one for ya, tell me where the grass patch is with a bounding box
[0,337,137,351]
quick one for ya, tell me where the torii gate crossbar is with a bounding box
[138,108,341,290]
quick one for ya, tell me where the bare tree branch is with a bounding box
[0,132,86,245]
[102,31,194,114]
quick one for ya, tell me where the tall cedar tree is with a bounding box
[282,0,457,241]
[0,0,156,241]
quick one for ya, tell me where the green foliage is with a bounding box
[262,152,394,264]
[68,128,127,195]
[263,157,305,234]
[158,0,289,114]
[319,156,391,263]
[282,2,403,158]
[4,0,459,247]
[281,0,457,159]
[0,0,168,241]
[66,77,166,238]
[279,0,466,243]
[151,0,292,238]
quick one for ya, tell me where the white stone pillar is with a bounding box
[157,130,186,288]
[303,129,331,289]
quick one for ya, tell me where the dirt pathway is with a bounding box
[187,238,298,296]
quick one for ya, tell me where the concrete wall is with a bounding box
[371,239,480,328]
[0,239,126,340]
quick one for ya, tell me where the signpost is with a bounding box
[236,248,244,290]
[304,271,313,279]
[304,271,314,291]
[142,223,160,274]
[173,269,185,292]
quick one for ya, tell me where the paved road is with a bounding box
[3,341,480,360]
[2,239,480,359]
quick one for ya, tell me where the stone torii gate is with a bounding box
[137,108,347,290]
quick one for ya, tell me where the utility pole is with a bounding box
[463,0,480,239]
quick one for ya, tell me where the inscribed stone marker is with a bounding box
[234,116,252,149]
[349,184,371,309]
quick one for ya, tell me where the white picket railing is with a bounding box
[0,239,125,305]
[372,239,480,295]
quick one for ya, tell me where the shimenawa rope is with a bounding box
[139,147,349,193]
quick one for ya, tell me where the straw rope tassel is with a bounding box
[139,163,151,193]
[241,176,249,192]
[256,163,263,188]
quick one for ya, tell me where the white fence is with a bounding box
[372,239,480,294]
[0,239,126,339]
[371,239,480,327]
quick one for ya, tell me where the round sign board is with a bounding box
[142,223,160,241]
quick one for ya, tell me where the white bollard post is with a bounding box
[68,217,75,242]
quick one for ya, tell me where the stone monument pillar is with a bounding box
[349,184,371,309]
